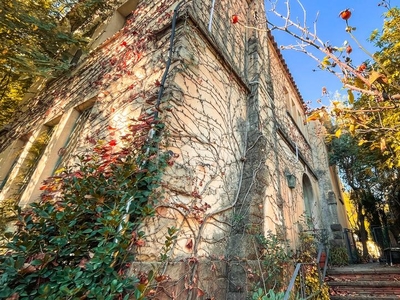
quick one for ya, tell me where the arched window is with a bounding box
[302,174,314,221]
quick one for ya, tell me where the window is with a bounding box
[288,99,295,117]
[0,139,28,192]
[15,126,57,200]
[302,174,314,221]
[17,102,95,207]
[70,0,139,69]
[283,87,290,112]
[297,110,303,130]
[0,125,57,203]
[89,0,139,50]
[53,106,92,173]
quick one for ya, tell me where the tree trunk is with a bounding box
[358,211,369,261]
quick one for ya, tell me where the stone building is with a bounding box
[0,0,349,298]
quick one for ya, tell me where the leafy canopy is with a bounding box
[0,0,108,129]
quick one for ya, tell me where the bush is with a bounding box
[256,231,292,291]
[0,117,168,299]
[329,246,349,266]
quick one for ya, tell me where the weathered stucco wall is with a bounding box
[0,0,349,298]
[135,22,248,261]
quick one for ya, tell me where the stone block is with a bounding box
[129,259,229,300]
[330,223,343,232]
[329,239,345,248]
[226,292,247,300]
[227,234,258,260]
[327,191,337,205]
[227,261,247,293]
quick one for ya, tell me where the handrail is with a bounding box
[283,263,302,300]
[283,245,329,300]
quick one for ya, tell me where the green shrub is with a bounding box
[0,117,168,299]
[256,231,292,291]
[252,288,286,300]
[329,246,349,266]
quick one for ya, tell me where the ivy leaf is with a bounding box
[197,288,205,297]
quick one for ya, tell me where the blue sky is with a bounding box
[264,0,389,109]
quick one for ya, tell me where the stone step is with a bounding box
[330,296,400,300]
[326,264,400,299]
[328,280,400,287]
[328,280,400,295]
[328,273,400,281]
[327,267,400,281]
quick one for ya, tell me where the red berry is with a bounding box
[339,9,351,21]
[357,63,367,72]
[346,45,353,54]
[231,14,239,24]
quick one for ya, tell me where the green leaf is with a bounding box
[0,287,12,298]
[30,259,44,266]
[60,285,72,295]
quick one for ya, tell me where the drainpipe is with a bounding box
[112,0,184,265]
[154,1,184,119]
[208,0,216,32]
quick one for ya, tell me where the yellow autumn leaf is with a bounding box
[347,90,354,104]
[335,129,342,138]
[32,24,38,31]
[380,138,387,151]
[349,124,355,134]
[321,56,331,69]
[306,112,321,122]
[332,101,340,107]
[54,167,66,175]
[358,139,367,146]
[354,77,365,89]
[137,283,147,292]
[368,71,387,86]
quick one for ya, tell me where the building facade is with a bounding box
[0,0,349,298]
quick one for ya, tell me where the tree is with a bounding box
[0,0,111,129]
[328,134,377,259]
[266,0,400,167]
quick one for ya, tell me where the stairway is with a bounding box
[326,263,400,299]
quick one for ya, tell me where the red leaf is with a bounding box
[185,239,193,250]
[197,288,205,297]
[135,239,146,247]
[71,171,84,179]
